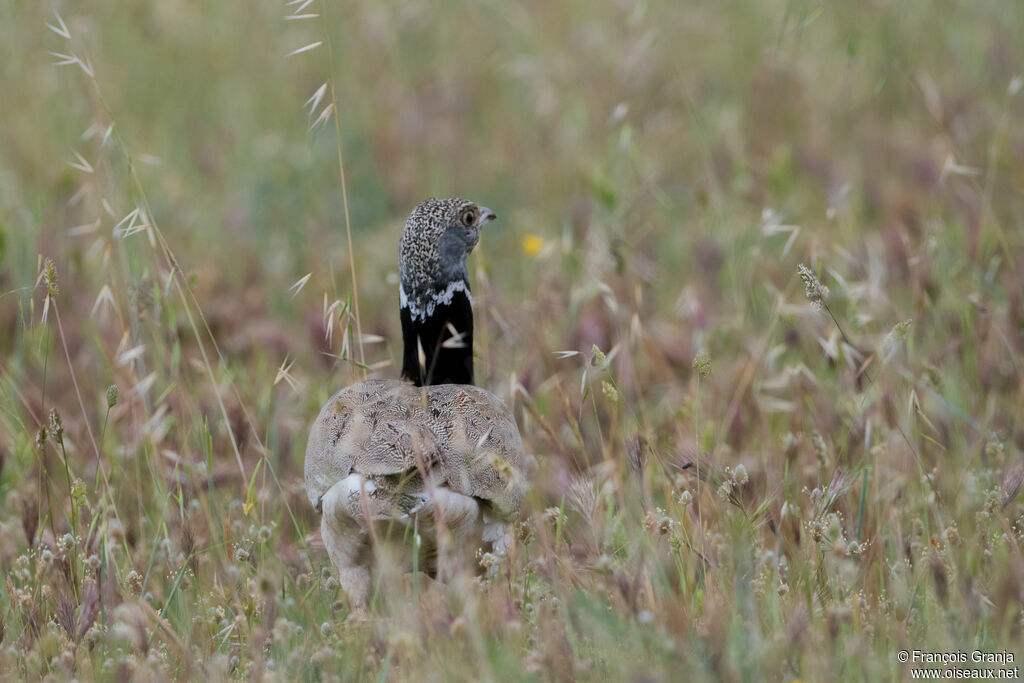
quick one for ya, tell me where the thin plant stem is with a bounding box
[320,0,365,371]
[53,303,100,459]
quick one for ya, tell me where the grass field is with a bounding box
[1,0,1023,680]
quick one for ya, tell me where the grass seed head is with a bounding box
[48,409,64,443]
[692,349,711,377]
[43,258,59,298]
[798,264,829,310]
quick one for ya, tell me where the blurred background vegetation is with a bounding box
[1,0,1023,680]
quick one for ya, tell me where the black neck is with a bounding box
[400,281,474,386]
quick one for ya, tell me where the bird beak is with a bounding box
[477,207,497,227]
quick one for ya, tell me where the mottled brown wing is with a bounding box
[429,384,527,517]
[305,379,526,517]
[305,380,434,507]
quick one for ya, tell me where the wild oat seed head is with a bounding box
[798,264,829,309]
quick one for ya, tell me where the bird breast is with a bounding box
[305,379,526,518]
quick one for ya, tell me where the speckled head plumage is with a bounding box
[398,198,496,387]
[398,198,496,321]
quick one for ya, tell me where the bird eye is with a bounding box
[460,208,477,227]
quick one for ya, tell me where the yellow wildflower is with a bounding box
[522,234,544,256]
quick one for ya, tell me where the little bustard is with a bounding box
[305,198,526,610]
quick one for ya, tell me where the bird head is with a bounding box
[399,198,496,304]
